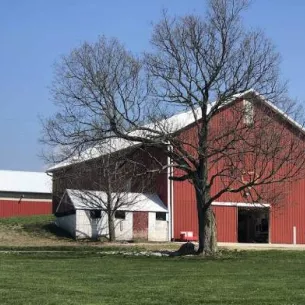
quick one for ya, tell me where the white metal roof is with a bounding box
[47,106,205,171]
[0,170,52,194]
[48,89,304,171]
[65,189,168,212]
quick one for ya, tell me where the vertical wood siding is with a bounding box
[173,176,237,241]
[271,179,305,244]
[173,99,305,244]
[214,206,237,242]
[0,199,52,217]
[51,146,168,212]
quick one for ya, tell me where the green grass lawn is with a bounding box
[1,251,305,305]
[0,214,55,226]
[0,214,60,237]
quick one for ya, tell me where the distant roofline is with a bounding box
[0,169,49,174]
[0,170,52,194]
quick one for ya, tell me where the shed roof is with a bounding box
[0,170,52,194]
[65,189,168,213]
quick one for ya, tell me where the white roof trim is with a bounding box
[212,202,270,208]
[246,89,305,135]
[63,189,168,213]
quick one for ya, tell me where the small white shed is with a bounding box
[55,189,169,241]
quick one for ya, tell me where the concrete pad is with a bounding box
[218,242,305,251]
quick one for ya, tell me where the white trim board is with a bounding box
[167,153,172,241]
[212,202,270,208]
[0,197,52,203]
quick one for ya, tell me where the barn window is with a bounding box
[243,99,254,126]
[90,210,102,219]
[115,211,126,220]
[156,212,167,221]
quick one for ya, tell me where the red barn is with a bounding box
[0,170,52,217]
[48,90,305,244]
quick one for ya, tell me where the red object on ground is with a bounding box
[180,232,198,242]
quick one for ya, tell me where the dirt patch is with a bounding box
[0,215,180,251]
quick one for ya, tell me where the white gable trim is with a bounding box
[212,202,270,208]
[0,197,52,202]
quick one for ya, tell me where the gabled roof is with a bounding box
[64,189,168,212]
[0,170,52,194]
[47,89,305,172]
[47,106,205,172]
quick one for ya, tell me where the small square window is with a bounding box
[156,212,166,221]
[90,210,102,219]
[115,211,126,220]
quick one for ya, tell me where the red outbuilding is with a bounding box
[0,170,52,218]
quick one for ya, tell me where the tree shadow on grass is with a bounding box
[22,222,107,244]
[156,243,244,260]
[22,222,74,240]
[157,242,197,257]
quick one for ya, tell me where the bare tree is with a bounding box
[42,0,305,254]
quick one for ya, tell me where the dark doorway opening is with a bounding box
[238,207,269,243]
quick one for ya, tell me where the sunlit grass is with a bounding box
[1,251,305,305]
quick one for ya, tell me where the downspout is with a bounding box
[167,144,174,241]
[170,155,174,241]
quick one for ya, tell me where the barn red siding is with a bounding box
[214,206,237,242]
[133,211,148,240]
[173,98,305,244]
[155,172,168,205]
[0,199,52,218]
[172,104,242,241]
[270,179,305,244]
[173,174,237,241]
[173,175,197,239]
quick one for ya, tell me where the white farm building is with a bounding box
[55,189,169,241]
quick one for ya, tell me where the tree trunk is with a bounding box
[197,200,217,255]
[108,212,115,242]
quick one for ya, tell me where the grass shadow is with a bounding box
[22,221,74,240]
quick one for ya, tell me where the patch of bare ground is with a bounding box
[0,215,180,251]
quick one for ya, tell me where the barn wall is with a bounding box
[155,173,168,207]
[148,212,169,241]
[172,103,247,240]
[51,146,168,213]
[149,149,168,206]
[173,183,237,242]
[173,177,197,239]
[270,178,305,244]
[0,199,52,218]
[173,97,305,244]
[214,206,237,242]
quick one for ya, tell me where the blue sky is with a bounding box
[1,0,305,171]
